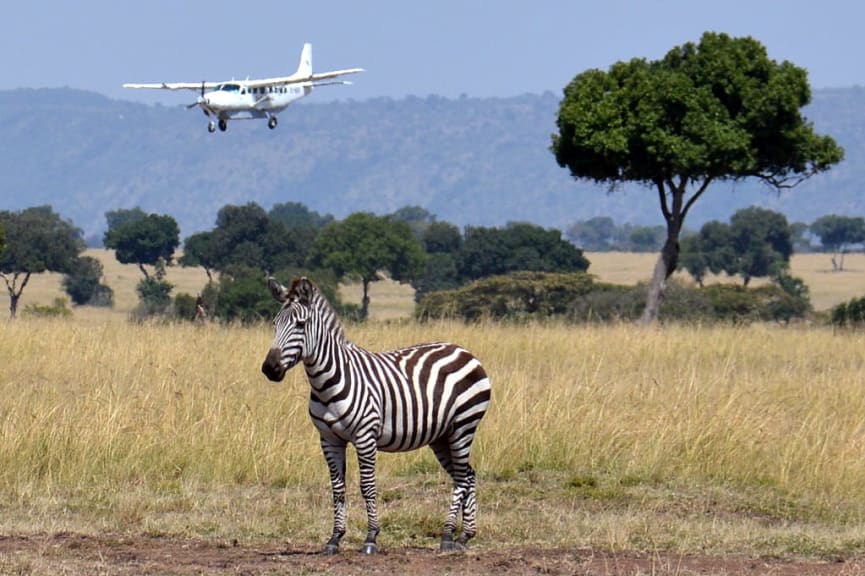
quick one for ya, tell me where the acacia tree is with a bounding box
[307,212,427,319]
[810,214,865,272]
[0,206,85,318]
[103,212,180,279]
[552,32,844,323]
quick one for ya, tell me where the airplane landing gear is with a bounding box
[268,116,278,130]
[218,119,228,132]
[208,121,216,133]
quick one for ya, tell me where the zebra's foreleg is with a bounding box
[356,439,380,555]
[321,441,348,555]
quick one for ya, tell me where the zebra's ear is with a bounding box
[268,277,289,303]
[296,276,315,304]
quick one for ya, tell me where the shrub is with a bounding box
[566,284,642,323]
[131,277,174,320]
[831,296,865,328]
[62,255,113,307]
[418,273,810,325]
[703,284,808,324]
[416,272,600,321]
[172,292,199,322]
[23,297,72,319]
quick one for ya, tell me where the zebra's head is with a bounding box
[261,276,315,382]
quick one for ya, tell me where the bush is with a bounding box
[831,296,865,328]
[172,292,199,322]
[131,277,174,320]
[416,272,600,321]
[62,255,113,307]
[567,284,643,323]
[23,297,72,319]
[703,284,808,324]
[418,273,811,325]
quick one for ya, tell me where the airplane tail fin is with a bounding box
[296,43,312,77]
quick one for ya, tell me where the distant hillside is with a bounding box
[1,86,863,240]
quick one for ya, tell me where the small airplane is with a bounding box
[123,43,363,133]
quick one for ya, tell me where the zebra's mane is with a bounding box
[288,277,347,345]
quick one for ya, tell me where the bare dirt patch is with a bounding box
[0,533,863,576]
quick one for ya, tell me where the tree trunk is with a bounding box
[9,293,19,319]
[138,263,150,279]
[361,279,371,320]
[639,176,710,325]
[3,272,30,319]
[639,235,679,324]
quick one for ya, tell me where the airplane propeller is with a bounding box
[187,81,209,114]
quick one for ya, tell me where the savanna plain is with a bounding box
[3,251,865,575]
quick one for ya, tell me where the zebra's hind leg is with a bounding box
[321,440,348,555]
[430,438,468,552]
[456,465,478,546]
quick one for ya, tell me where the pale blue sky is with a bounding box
[3,1,862,104]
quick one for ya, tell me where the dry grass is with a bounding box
[3,319,865,558]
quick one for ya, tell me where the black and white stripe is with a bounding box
[261,276,491,554]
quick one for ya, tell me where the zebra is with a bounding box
[261,276,491,555]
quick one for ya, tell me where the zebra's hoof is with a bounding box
[439,539,466,553]
[323,543,340,555]
[361,542,378,555]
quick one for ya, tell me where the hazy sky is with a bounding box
[3,1,862,105]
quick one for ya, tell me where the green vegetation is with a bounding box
[61,254,113,306]
[811,214,865,271]
[0,205,85,318]
[552,32,844,323]
[307,212,427,319]
[680,207,795,286]
[103,209,180,279]
[418,272,810,324]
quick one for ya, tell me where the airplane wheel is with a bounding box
[208,121,216,133]
[218,119,227,132]
[268,117,278,129]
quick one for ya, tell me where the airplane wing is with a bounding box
[122,81,220,91]
[245,68,365,89]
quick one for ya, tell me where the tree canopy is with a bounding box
[0,206,85,317]
[810,214,865,271]
[307,212,427,319]
[181,202,314,278]
[458,222,589,281]
[682,207,793,286]
[103,212,180,279]
[552,31,844,322]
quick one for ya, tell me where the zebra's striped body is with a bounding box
[261,277,491,554]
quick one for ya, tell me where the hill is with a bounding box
[1,86,864,240]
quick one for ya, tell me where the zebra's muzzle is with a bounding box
[261,347,287,382]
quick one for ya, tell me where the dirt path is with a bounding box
[1,533,863,575]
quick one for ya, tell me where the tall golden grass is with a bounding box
[4,318,865,554]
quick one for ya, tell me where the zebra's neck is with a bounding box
[303,293,357,388]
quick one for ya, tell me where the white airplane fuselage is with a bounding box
[202,83,312,119]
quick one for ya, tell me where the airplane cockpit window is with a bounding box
[217,83,241,92]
